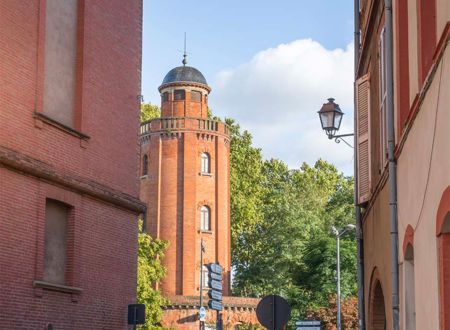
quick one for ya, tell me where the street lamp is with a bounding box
[318,98,354,147]
[331,224,356,330]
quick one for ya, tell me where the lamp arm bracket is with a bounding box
[332,133,354,138]
[328,132,354,148]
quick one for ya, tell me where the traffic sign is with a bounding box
[208,289,223,301]
[210,272,222,281]
[210,279,222,291]
[199,307,206,321]
[296,320,321,330]
[256,295,291,330]
[209,263,223,274]
[208,300,223,311]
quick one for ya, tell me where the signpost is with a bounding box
[208,263,223,330]
[295,320,321,330]
[127,304,145,330]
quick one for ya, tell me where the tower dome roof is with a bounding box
[161,66,208,86]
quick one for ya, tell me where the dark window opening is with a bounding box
[162,92,169,102]
[142,154,148,176]
[44,199,70,285]
[191,90,202,102]
[174,89,185,101]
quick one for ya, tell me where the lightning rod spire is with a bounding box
[182,32,188,66]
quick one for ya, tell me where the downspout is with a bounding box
[385,0,400,329]
[353,0,365,329]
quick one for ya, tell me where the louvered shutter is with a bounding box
[356,74,371,205]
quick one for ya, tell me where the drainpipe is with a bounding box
[384,0,400,329]
[353,0,365,329]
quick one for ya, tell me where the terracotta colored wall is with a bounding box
[0,1,143,328]
[397,49,450,330]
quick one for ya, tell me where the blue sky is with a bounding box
[142,1,355,173]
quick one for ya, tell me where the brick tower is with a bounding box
[139,58,231,298]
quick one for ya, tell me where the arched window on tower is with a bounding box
[200,206,210,231]
[201,153,210,174]
[202,265,209,288]
[142,154,148,176]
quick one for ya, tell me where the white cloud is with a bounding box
[209,39,355,174]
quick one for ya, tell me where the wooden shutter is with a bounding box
[356,74,371,205]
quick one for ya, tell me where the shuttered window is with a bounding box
[379,27,388,168]
[356,74,371,205]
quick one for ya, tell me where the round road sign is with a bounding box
[256,295,291,330]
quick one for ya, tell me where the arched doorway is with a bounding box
[437,187,450,329]
[369,269,386,330]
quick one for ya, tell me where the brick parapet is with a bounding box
[165,295,260,309]
[140,117,230,140]
[160,295,260,330]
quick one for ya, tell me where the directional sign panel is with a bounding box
[208,289,223,301]
[209,263,223,274]
[296,320,321,326]
[296,320,321,330]
[208,300,223,311]
[210,272,222,281]
[210,279,222,291]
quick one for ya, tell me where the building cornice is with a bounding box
[0,146,146,214]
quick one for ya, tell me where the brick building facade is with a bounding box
[139,60,259,329]
[0,1,144,328]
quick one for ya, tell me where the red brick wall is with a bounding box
[161,296,260,330]
[0,1,142,328]
[0,0,142,196]
[140,83,231,298]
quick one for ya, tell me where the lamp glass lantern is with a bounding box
[318,98,344,139]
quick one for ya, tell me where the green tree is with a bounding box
[227,118,356,321]
[226,118,266,296]
[141,103,161,122]
[137,220,169,330]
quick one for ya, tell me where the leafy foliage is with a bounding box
[306,296,359,330]
[227,118,357,324]
[137,220,169,330]
[141,103,161,122]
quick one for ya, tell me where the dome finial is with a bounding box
[182,32,188,66]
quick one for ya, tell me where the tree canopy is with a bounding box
[141,103,161,122]
[226,118,357,326]
[137,220,168,330]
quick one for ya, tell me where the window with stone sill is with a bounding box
[200,206,210,231]
[44,199,70,285]
[200,152,210,174]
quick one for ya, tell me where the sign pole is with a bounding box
[199,239,204,330]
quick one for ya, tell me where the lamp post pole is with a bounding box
[336,232,341,330]
[332,224,355,330]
